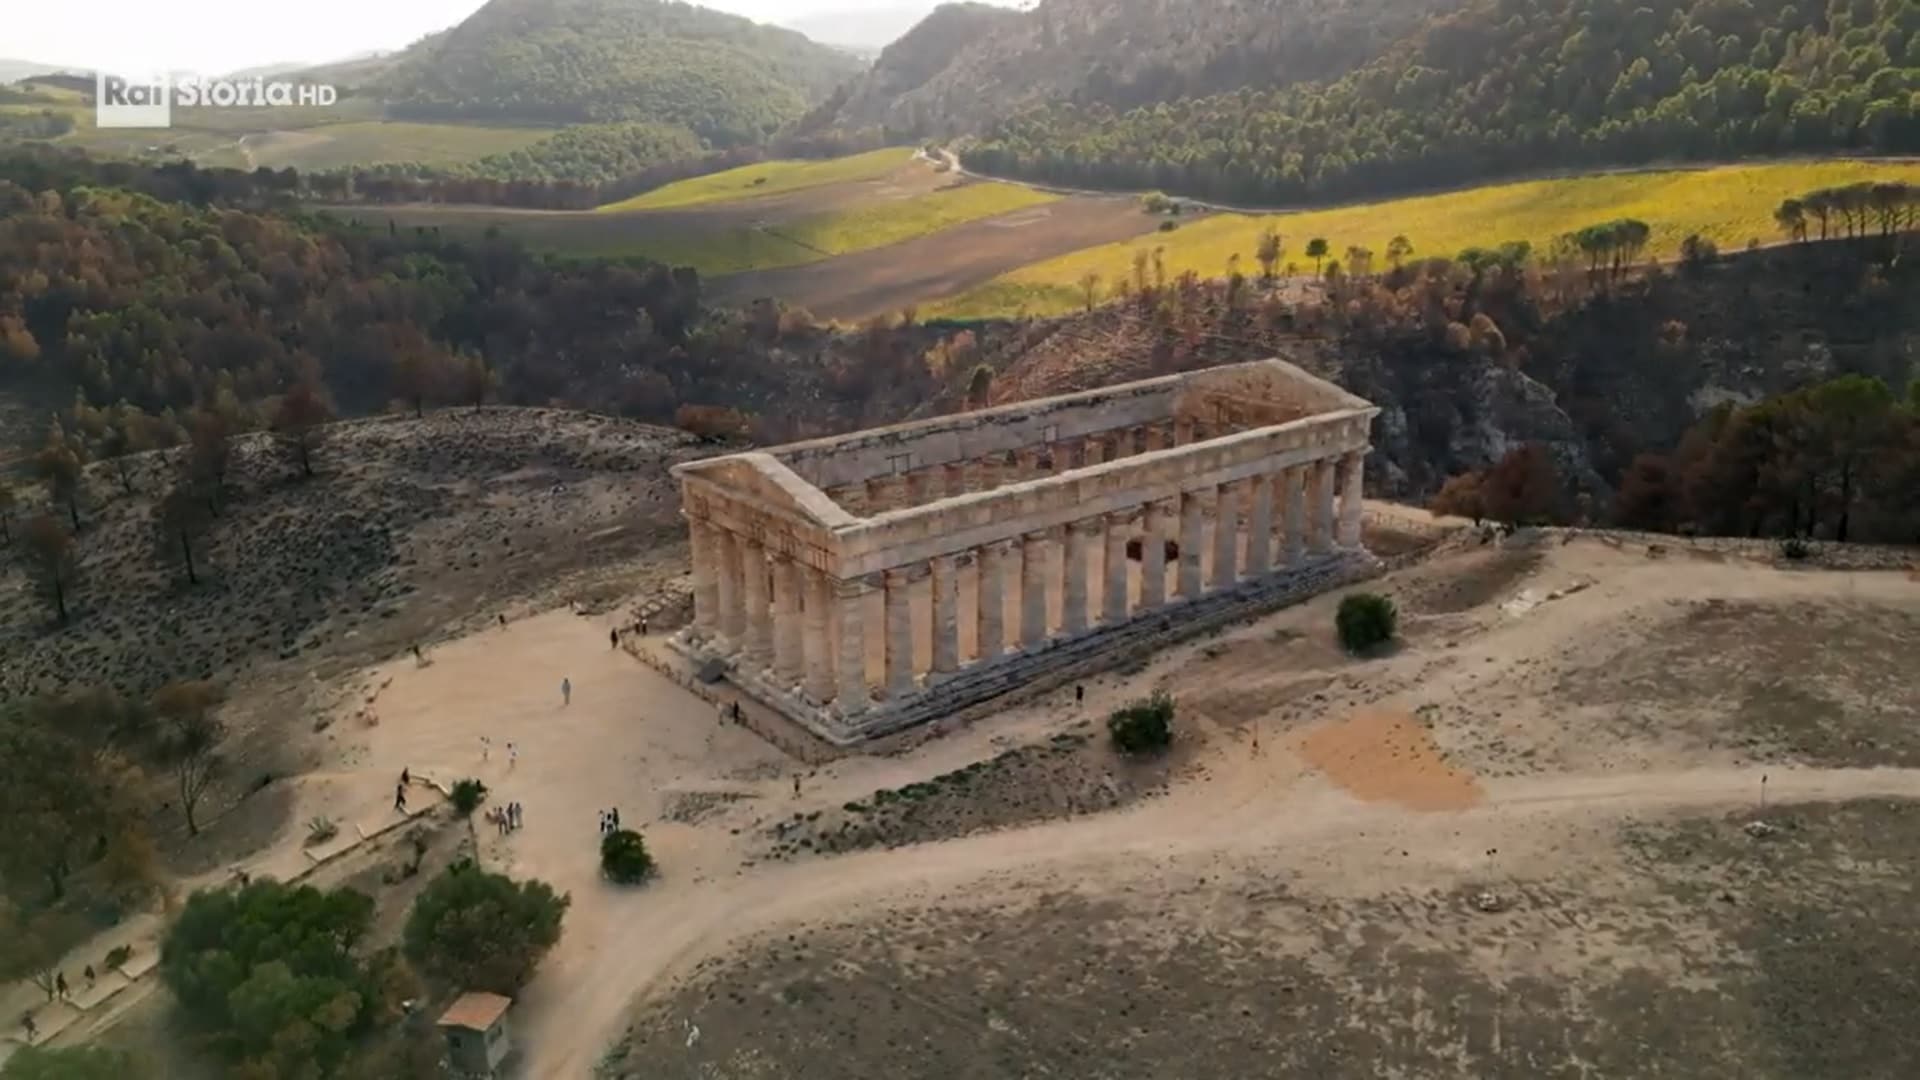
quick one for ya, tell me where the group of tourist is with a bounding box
[598,807,623,835]
[489,800,525,835]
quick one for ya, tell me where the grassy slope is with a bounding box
[926,159,1920,318]
[596,147,912,211]
[541,179,1057,275]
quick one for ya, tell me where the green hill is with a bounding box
[807,0,1454,136]
[379,0,866,142]
[968,0,1920,205]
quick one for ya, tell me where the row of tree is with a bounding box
[1774,179,1920,241]
[966,0,1920,206]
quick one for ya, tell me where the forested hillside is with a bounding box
[0,147,969,450]
[968,0,1920,204]
[808,0,1457,136]
[379,0,864,141]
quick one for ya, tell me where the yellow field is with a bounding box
[596,147,914,212]
[782,182,1057,258]
[924,159,1920,318]
[570,180,1057,275]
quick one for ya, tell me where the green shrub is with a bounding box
[160,880,382,1075]
[403,861,568,995]
[600,829,655,884]
[1337,592,1398,653]
[1778,536,1813,561]
[450,778,488,816]
[1108,692,1175,755]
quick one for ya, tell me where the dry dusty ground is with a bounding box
[706,196,1155,320]
[0,409,700,873]
[28,505,1920,1078]
[191,524,1919,1079]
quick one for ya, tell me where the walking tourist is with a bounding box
[562,677,572,706]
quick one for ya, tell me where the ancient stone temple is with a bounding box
[669,358,1380,745]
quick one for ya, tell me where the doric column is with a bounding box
[1210,481,1240,592]
[930,554,960,677]
[1020,530,1049,648]
[1246,472,1274,577]
[741,538,772,669]
[834,578,868,714]
[1142,424,1166,452]
[771,555,802,689]
[1084,439,1106,467]
[1311,459,1336,554]
[1103,511,1130,625]
[944,463,968,497]
[1017,447,1043,481]
[883,567,915,700]
[1339,450,1366,548]
[1140,501,1169,609]
[689,518,719,640]
[714,528,742,648]
[1174,418,1196,446]
[975,541,1006,664]
[1178,491,1205,599]
[1062,520,1092,636]
[803,568,833,704]
[1282,467,1307,564]
[904,470,929,506]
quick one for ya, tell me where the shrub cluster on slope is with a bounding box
[969,0,1920,205]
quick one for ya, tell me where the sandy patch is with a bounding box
[1293,709,1485,811]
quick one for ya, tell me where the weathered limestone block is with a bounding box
[1210,481,1240,591]
[1178,492,1205,599]
[1339,450,1366,548]
[715,528,742,647]
[976,541,1007,663]
[1246,474,1274,577]
[1063,520,1093,635]
[1021,531,1050,648]
[742,538,772,670]
[1141,500,1170,609]
[803,568,833,703]
[1103,511,1130,624]
[772,555,802,687]
[690,519,719,639]
[884,568,915,699]
[834,578,868,714]
[931,554,960,675]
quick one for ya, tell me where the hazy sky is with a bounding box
[8,0,965,75]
